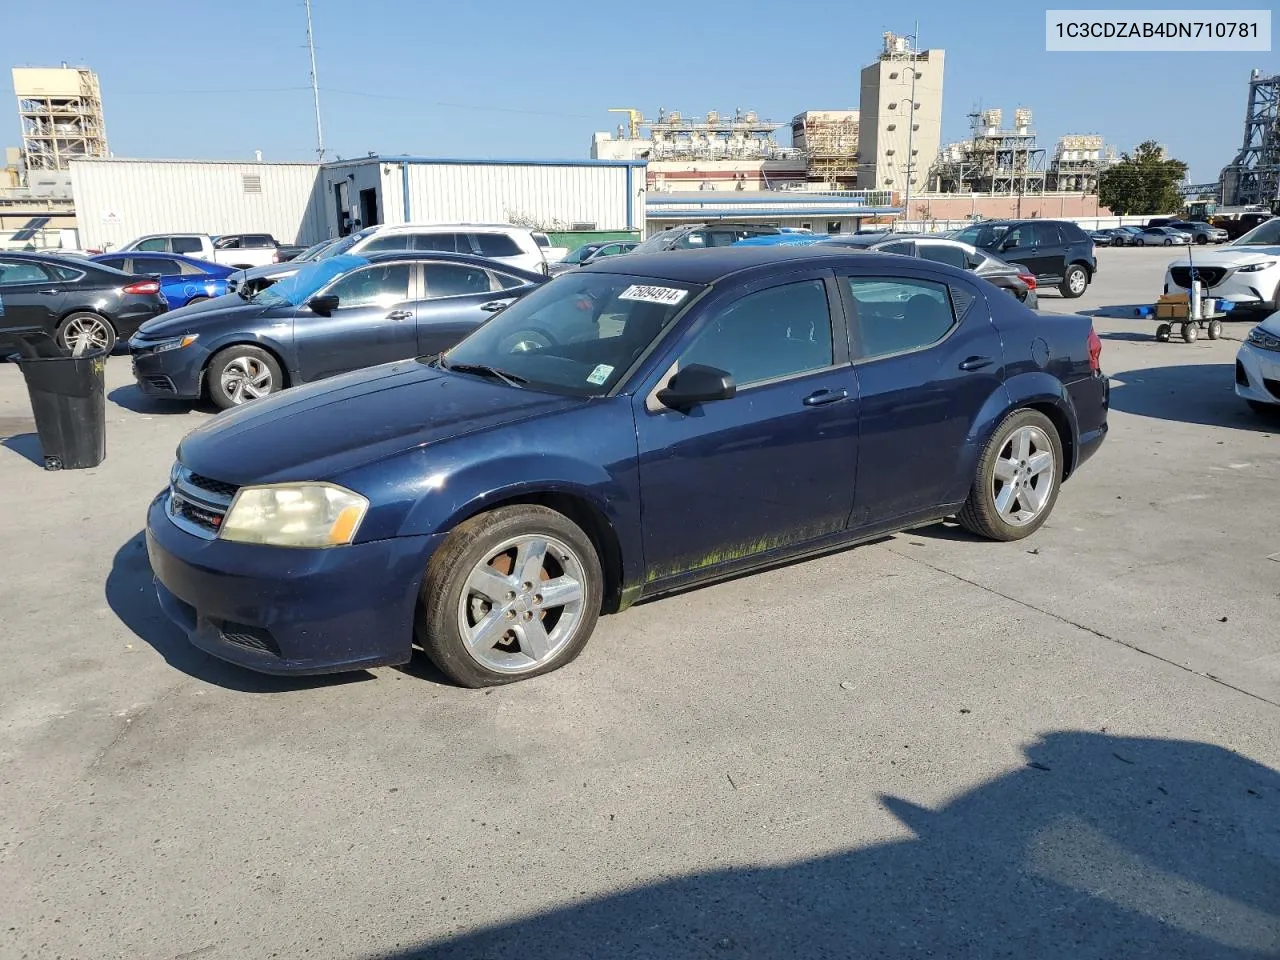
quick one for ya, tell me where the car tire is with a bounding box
[1246,399,1279,417]
[1135,238,1145,246]
[419,504,604,688]
[206,345,283,410]
[1164,238,1173,246]
[1195,235,1207,245]
[56,312,117,354]
[1059,264,1089,298]
[956,408,1063,542]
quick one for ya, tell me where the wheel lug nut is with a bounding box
[505,591,516,601]
[522,581,533,592]
[504,610,516,620]
[533,594,542,605]
[522,610,533,621]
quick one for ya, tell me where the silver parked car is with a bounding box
[1133,226,1192,246]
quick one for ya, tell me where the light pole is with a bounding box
[901,23,920,228]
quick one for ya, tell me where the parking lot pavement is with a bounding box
[1,246,1278,959]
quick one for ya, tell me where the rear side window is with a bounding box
[877,240,915,256]
[243,235,274,248]
[0,259,51,283]
[138,257,183,275]
[172,237,205,255]
[916,243,969,270]
[679,280,833,387]
[471,232,522,258]
[97,257,129,272]
[532,233,551,249]
[846,276,957,360]
[492,271,530,290]
[411,233,460,253]
[423,263,494,298]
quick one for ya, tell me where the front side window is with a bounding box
[679,280,833,387]
[136,237,168,252]
[0,259,51,284]
[423,263,494,298]
[846,276,956,360]
[916,242,969,270]
[171,237,205,255]
[442,273,701,396]
[324,263,411,309]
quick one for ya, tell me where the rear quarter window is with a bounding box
[471,233,522,258]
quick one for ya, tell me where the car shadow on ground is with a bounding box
[105,532,375,693]
[369,732,1280,959]
[107,384,210,415]
[1108,364,1279,432]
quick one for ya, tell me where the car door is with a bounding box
[0,258,61,335]
[992,224,1052,280]
[632,271,859,586]
[292,261,419,381]
[414,261,518,355]
[838,267,1005,526]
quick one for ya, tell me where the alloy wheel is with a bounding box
[1068,270,1087,295]
[61,316,112,354]
[991,425,1056,526]
[220,356,274,404]
[457,533,586,674]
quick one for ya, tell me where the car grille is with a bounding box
[1169,266,1227,288]
[213,620,281,657]
[143,375,176,393]
[167,465,239,539]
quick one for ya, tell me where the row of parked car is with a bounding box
[1088,222,1229,247]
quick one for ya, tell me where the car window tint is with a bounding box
[361,233,416,253]
[423,263,494,298]
[136,238,168,252]
[326,263,412,308]
[176,259,209,275]
[471,233,522,258]
[917,242,968,270]
[97,257,129,271]
[0,259,52,283]
[491,271,528,290]
[877,240,914,255]
[213,236,241,249]
[411,233,459,253]
[846,276,957,360]
[140,257,184,275]
[172,237,205,255]
[680,280,833,387]
[243,235,274,248]
[673,231,708,249]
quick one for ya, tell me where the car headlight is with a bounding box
[151,334,199,353]
[1239,261,1277,273]
[1247,326,1280,352]
[219,483,369,547]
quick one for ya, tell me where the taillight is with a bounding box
[1087,327,1102,372]
[1017,272,1037,290]
[123,280,161,295]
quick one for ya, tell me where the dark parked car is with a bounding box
[1087,230,1112,247]
[631,222,781,253]
[145,246,1108,685]
[226,237,341,297]
[128,252,546,409]
[0,251,167,353]
[90,251,235,309]
[951,220,1097,298]
[1105,226,1144,246]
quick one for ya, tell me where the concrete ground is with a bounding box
[1,245,1277,959]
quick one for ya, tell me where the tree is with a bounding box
[1098,141,1188,216]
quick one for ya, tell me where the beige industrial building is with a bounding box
[12,66,108,173]
[790,111,859,189]
[856,33,945,196]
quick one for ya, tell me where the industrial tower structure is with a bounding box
[791,111,860,188]
[12,66,109,171]
[856,33,945,197]
[1220,69,1280,209]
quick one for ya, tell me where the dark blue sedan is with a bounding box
[145,246,1108,685]
[128,251,546,409]
[91,251,234,308]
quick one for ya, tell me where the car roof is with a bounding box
[577,245,929,284]
[361,250,546,281]
[373,222,529,232]
[1,250,105,268]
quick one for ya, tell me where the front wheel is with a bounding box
[1182,322,1198,343]
[957,409,1062,541]
[1135,238,1145,246]
[57,312,117,354]
[1207,319,1223,340]
[206,345,283,409]
[419,504,604,687]
[1164,238,1174,246]
[1195,235,1208,245]
[1059,264,1088,298]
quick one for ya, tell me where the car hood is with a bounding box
[175,360,588,485]
[1167,245,1280,269]
[234,262,302,282]
[136,299,276,337]
[1258,311,1280,337]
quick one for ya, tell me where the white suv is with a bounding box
[340,223,549,275]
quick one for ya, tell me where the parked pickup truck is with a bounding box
[117,232,283,269]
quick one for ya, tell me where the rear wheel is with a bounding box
[57,312,117,354]
[1195,235,1208,245]
[1059,264,1088,298]
[957,409,1062,541]
[1181,322,1198,343]
[419,505,603,687]
[206,345,283,409]
[1207,319,1223,340]
[1135,238,1145,247]
[1155,323,1172,342]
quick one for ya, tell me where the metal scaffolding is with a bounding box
[1220,69,1280,208]
[13,66,109,172]
[793,112,859,187]
[931,108,1047,195]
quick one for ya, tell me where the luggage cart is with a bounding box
[1136,291,1228,343]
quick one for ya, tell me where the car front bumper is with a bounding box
[1235,339,1280,406]
[128,338,212,399]
[1163,268,1280,309]
[146,493,442,674]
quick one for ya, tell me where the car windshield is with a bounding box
[441,272,703,397]
[562,244,603,264]
[250,254,369,307]
[295,239,336,262]
[1232,219,1280,246]
[630,231,683,254]
[315,231,372,260]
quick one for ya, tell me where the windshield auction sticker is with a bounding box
[586,364,614,385]
[618,284,689,305]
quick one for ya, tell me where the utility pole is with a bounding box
[903,20,919,228]
[305,0,325,161]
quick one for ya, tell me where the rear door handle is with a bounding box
[959,356,994,371]
[480,300,511,313]
[387,310,413,320]
[802,388,848,407]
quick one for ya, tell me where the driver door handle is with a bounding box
[480,300,510,312]
[959,355,994,371]
[803,388,848,407]
[387,310,413,320]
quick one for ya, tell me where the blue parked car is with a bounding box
[128,251,547,409]
[145,246,1108,685]
[91,251,234,309]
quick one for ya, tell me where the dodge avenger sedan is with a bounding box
[146,246,1108,686]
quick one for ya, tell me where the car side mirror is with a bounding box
[656,363,736,411]
[308,294,339,316]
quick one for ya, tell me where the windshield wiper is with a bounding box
[440,358,527,388]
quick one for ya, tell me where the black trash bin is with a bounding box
[2,329,107,470]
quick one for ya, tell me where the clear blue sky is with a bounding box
[1,0,1274,182]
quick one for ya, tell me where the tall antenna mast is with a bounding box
[304,0,325,161]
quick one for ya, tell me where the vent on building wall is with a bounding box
[242,174,262,194]
[570,222,596,230]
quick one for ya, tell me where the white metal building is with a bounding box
[70,156,646,251]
